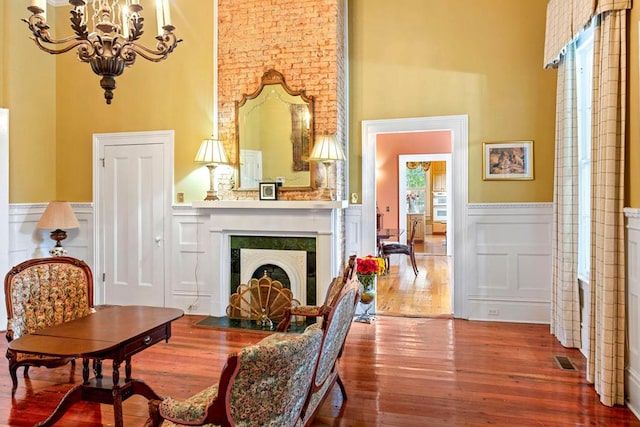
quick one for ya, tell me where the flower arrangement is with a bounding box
[406,193,418,201]
[356,255,385,290]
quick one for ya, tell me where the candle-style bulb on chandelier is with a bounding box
[24,0,182,104]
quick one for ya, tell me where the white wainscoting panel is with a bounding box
[467,203,553,323]
[171,206,212,315]
[345,204,363,258]
[8,203,93,270]
[625,208,640,419]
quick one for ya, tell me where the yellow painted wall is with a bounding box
[10,1,636,207]
[348,0,557,203]
[4,1,56,202]
[0,2,5,107]
[628,8,639,208]
[52,0,214,202]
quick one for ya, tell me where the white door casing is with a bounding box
[362,115,469,318]
[93,131,174,306]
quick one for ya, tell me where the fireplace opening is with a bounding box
[231,236,316,305]
[252,264,290,288]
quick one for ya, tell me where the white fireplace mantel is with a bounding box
[192,200,347,210]
[192,199,348,316]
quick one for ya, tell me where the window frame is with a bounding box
[575,21,594,284]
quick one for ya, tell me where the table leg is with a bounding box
[112,359,120,386]
[130,378,163,401]
[112,359,124,427]
[82,358,90,384]
[125,356,132,381]
[94,359,103,379]
[112,387,124,427]
[35,384,84,427]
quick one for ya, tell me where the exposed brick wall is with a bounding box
[218,0,345,200]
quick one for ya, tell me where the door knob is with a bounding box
[155,236,163,246]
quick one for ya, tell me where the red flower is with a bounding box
[356,255,385,276]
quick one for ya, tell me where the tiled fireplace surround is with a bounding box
[192,200,347,317]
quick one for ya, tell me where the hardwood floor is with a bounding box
[1,315,638,426]
[377,237,452,317]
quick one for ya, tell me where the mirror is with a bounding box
[235,69,315,190]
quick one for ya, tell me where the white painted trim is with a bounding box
[470,202,554,211]
[362,115,469,318]
[343,0,351,199]
[193,200,348,209]
[625,211,640,418]
[0,109,8,327]
[466,202,552,323]
[93,130,175,306]
[625,207,640,219]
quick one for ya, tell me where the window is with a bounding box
[406,165,426,214]
[576,21,594,282]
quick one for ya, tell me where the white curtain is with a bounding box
[550,45,581,349]
[544,0,629,406]
[586,8,627,407]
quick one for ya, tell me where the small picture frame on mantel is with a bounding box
[259,182,278,200]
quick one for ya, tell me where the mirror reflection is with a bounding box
[235,70,315,190]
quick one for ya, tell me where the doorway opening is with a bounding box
[398,153,452,257]
[362,115,469,319]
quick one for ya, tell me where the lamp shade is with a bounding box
[309,135,345,162]
[194,138,229,165]
[37,201,79,230]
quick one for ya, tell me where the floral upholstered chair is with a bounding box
[276,255,356,332]
[4,256,94,390]
[297,274,360,425]
[146,326,323,427]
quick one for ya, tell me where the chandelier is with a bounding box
[24,0,181,104]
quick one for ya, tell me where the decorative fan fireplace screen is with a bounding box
[226,273,300,329]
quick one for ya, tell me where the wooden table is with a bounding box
[8,305,184,427]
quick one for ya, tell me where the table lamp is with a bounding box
[309,134,345,200]
[37,201,79,256]
[194,137,229,201]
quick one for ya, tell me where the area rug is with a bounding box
[193,316,315,333]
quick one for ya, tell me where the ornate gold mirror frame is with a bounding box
[235,69,315,191]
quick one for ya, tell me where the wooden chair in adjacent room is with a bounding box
[4,256,94,390]
[381,218,419,276]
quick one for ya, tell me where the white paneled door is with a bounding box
[96,132,173,307]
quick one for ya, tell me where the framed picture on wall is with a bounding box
[259,182,278,200]
[482,140,534,180]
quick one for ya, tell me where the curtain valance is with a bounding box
[543,0,630,69]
